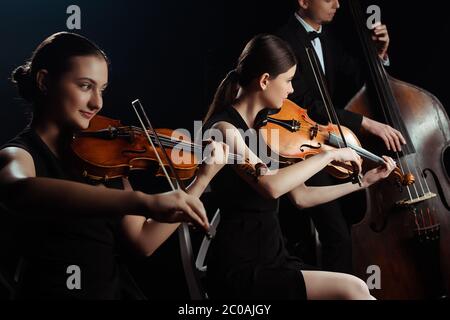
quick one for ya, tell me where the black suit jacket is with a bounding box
[276,15,365,133]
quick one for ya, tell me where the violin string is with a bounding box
[262,123,383,163]
[117,123,385,166]
[159,139,242,162]
[331,134,384,163]
[126,126,241,162]
[132,101,216,240]
[124,134,241,163]
[261,119,388,164]
[131,101,177,190]
[120,112,404,171]
[135,100,188,191]
[331,133,381,159]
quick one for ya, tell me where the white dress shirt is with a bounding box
[294,12,390,74]
[295,12,326,74]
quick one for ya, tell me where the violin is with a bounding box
[69,101,241,242]
[69,114,241,182]
[256,99,414,186]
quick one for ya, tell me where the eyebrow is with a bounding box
[76,77,108,88]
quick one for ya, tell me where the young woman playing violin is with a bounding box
[0,32,228,299]
[203,34,396,300]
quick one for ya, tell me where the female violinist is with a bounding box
[203,34,396,300]
[0,32,228,299]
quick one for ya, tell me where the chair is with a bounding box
[178,209,220,300]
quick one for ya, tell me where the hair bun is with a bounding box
[12,64,30,82]
[11,63,36,102]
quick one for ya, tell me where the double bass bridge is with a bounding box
[395,192,437,207]
[396,193,441,243]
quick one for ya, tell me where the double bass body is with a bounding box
[347,76,450,299]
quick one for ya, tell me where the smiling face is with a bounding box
[260,65,296,109]
[45,55,108,130]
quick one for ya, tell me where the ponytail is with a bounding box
[204,69,240,124]
[204,34,296,124]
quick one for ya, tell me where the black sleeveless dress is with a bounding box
[204,107,309,300]
[1,127,144,299]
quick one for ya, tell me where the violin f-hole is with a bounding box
[299,143,322,152]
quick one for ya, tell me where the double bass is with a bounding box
[346,0,450,299]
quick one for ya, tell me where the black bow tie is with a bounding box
[308,31,323,41]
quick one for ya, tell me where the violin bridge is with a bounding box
[395,192,437,207]
[309,124,319,140]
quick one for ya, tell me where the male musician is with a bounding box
[276,0,406,273]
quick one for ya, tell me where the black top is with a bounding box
[276,15,365,133]
[1,127,141,299]
[204,107,309,300]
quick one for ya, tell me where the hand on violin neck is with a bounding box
[327,147,362,174]
[361,117,406,152]
[361,155,396,188]
[140,190,209,231]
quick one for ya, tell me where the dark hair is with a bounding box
[204,34,297,123]
[11,32,109,105]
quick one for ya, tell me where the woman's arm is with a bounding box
[121,141,228,256]
[289,156,396,209]
[209,121,362,199]
[288,182,362,209]
[0,147,208,226]
[121,174,214,256]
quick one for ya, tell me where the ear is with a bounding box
[258,73,270,90]
[298,0,309,11]
[36,69,49,94]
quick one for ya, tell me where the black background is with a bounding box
[1,0,449,299]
